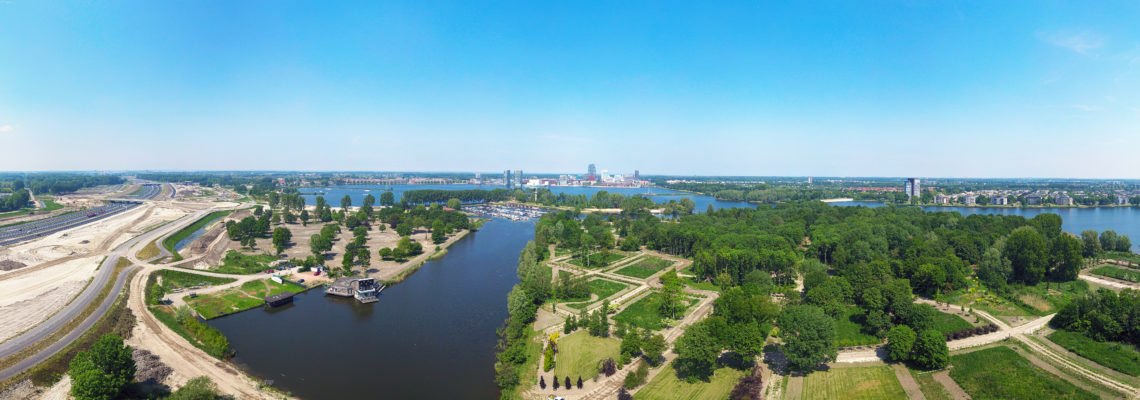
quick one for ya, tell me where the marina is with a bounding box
[462,204,548,221]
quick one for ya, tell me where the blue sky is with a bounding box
[1,1,1139,177]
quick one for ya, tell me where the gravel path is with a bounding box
[931,371,970,400]
[892,363,926,400]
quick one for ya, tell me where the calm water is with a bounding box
[831,201,1140,252]
[172,213,226,252]
[299,184,753,212]
[208,219,533,399]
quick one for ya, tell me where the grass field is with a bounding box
[588,279,628,301]
[634,363,746,400]
[551,331,621,380]
[187,278,303,319]
[158,269,236,289]
[834,306,882,347]
[801,366,907,400]
[931,311,974,335]
[215,250,279,274]
[910,369,952,400]
[1047,329,1140,376]
[162,210,232,261]
[614,295,665,331]
[614,256,673,279]
[949,346,1098,400]
[1090,266,1140,283]
[569,252,626,268]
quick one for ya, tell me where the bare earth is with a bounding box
[0,281,87,344]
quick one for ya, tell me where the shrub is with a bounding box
[730,367,764,400]
[623,361,649,389]
[600,357,617,376]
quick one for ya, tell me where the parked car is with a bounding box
[298,279,305,283]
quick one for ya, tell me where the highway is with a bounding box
[0,201,140,246]
[0,203,243,381]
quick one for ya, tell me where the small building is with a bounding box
[1057,194,1073,206]
[963,195,977,206]
[933,194,951,205]
[1025,195,1042,205]
[991,196,1008,206]
[265,291,295,307]
[326,277,383,303]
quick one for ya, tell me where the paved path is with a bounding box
[931,371,970,400]
[892,363,926,400]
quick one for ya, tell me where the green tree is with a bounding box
[1050,234,1083,281]
[656,270,685,319]
[299,209,309,226]
[1100,230,1119,254]
[1004,227,1048,285]
[379,191,395,206]
[432,220,446,243]
[777,305,837,372]
[977,247,1012,290]
[641,333,667,366]
[272,227,292,255]
[69,334,135,400]
[396,223,412,237]
[446,198,462,210]
[1080,230,1102,258]
[673,321,721,381]
[885,325,916,362]
[357,247,371,266]
[341,194,352,211]
[911,329,950,370]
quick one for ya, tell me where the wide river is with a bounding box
[208,196,1140,399]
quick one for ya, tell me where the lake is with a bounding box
[831,201,1140,252]
[300,184,753,212]
[209,218,533,399]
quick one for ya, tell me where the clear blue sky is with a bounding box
[2,1,1139,177]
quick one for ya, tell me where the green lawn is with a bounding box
[568,252,626,268]
[588,279,628,301]
[683,276,721,292]
[802,366,907,400]
[158,270,235,290]
[1047,329,1140,376]
[185,278,302,319]
[931,311,974,335]
[949,346,1098,400]
[214,250,279,274]
[550,331,621,380]
[614,256,673,279]
[910,369,952,400]
[634,363,746,400]
[239,279,306,298]
[834,306,882,347]
[614,295,665,331]
[1090,266,1140,283]
[162,210,232,261]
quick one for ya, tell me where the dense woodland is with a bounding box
[493,189,1140,398]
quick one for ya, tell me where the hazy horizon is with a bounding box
[2,1,1139,177]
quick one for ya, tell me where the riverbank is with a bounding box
[375,228,471,284]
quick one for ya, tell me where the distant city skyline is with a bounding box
[2,1,1140,178]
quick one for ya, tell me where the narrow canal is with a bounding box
[208,218,534,399]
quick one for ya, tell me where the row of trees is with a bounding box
[1052,289,1140,345]
[0,188,30,212]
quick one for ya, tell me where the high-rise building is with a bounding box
[905,178,921,199]
[504,170,513,189]
[515,170,524,187]
[634,170,640,180]
[588,164,596,177]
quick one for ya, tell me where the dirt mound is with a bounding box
[0,260,27,271]
[133,349,173,384]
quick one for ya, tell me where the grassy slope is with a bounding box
[161,210,232,261]
[949,346,1098,400]
[551,331,621,380]
[801,366,907,400]
[1047,330,1140,376]
[634,363,746,400]
[1090,266,1140,283]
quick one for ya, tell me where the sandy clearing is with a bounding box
[0,281,87,344]
[0,256,101,307]
[0,205,151,269]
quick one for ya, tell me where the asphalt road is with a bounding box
[0,206,221,381]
